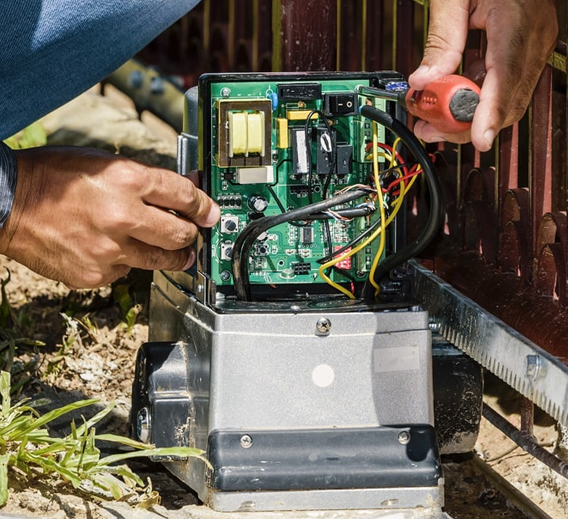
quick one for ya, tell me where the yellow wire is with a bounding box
[316,128,421,299]
[318,122,387,298]
[368,122,387,293]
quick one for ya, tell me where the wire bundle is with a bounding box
[230,103,443,303]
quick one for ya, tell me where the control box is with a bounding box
[176,71,411,304]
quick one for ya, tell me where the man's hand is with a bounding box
[0,146,220,289]
[408,0,558,151]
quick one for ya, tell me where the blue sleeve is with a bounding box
[0,0,201,140]
[0,143,17,228]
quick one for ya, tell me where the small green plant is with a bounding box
[4,122,47,150]
[112,283,142,333]
[0,370,207,507]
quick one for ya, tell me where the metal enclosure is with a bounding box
[132,270,443,512]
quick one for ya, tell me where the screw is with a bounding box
[316,317,331,335]
[137,407,151,443]
[526,355,542,380]
[221,87,231,97]
[240,434,253,449]
[428,317,442,333]
[398,430,411,445]
[220,270,231,282]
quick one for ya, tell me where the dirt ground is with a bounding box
[1,87,568,519]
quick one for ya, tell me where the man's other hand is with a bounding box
[0,146,220,289]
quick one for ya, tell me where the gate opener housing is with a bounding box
[130,72,482,513]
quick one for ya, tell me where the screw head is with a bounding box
[398,430,411,445]
[221,87,231,97]
[240,434,253,449]
[525,354,542,380]
[316,317,332,335]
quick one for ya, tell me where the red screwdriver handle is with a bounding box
[405,75,481,133]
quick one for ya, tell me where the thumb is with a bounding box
[408,0,471,90]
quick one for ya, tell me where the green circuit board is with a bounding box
[201,74,398,291]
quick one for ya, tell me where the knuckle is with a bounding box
[80,271,109,289]
[99,205,136,231]
[115,165,145,192]
[169,223,199,249]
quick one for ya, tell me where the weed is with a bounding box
[0,370,207,507]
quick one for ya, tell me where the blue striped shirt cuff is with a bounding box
[0,142,17,228]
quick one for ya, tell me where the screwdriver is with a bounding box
[405,74,481,133]
[357,75,481,133]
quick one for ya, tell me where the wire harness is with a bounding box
[228,101,443,303]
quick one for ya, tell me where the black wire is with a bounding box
[308,206,376,220]
[359,105,443,302]
[231,188,372,300]
[266,184,287,213]
[317,213,383,264]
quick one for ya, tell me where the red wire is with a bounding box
[365,142,408,175]
[385,165,423,196]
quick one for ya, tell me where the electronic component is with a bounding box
[236,166,274,184]
[292,128,310,175]
[336,144,353,175]
[248,195,268,213]
[276,118,289,148]
[286,109,318,121]
[220,242,234,261]
[324,92,358,116]
[301,226,314,244]
[216,99,272,168]
[292,262,311,275]
[277,82,322,101]
[221,216,239,233]
[316,127,335,175]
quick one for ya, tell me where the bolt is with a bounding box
[428,317,442,333]
[221,87,231,97]
[526,355,542,380]
[240,434,253,449]
[316,317,331,335]
[398,430,411,445]
[137,407,151,443]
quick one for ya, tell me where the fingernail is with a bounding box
[182,248,196,271]
[483,129,495,149]
[413,65,430,76]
